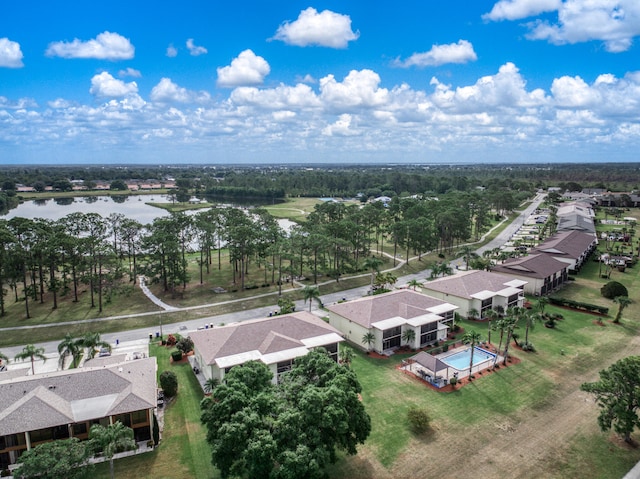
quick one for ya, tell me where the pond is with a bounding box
[1,195,296,233]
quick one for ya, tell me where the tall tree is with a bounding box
[15,344,47,375]
[79,332,111,360]
[89,422,136,479]
[462,330,482,378]
[58,333,81,369]
[581,356,640,443]
[201,350,370,479]
[301,285,321,312]
[613,296,632,324]
[13,437,93,479]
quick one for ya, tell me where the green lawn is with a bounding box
[94,343,215,479]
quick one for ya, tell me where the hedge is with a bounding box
[548,296,608,315]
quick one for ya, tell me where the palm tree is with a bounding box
[89,422,136,479]
[467,308,479,320]
[522,310,537,349]
[537,296,549,314]
[203,377,220,394]
[401,328,416,348]
[79,332,111,360]
[613,296,632,324]
[361,332,375,352]
[57,333,81,369]
[458,245,476,270]
[15,344,47,375]
[462,330,482,378]
[502,308,522,365]
[301,285,321,312]
[339,346,354,368]
[485,308,502,345]
[363,256,384,289]
[407,278,422,291]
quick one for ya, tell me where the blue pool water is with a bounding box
[441,347,495,371]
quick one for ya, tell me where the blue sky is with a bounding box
[1,0,639,165]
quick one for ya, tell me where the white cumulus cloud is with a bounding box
[89,72,138,98]
[320,70,389,109]
[150,78,210,103]
[217,49,270,88]
[272,7,359,48]
[395,40,478,68]
[186,39,207,56]
[322,114,360,136]
[0,38,24,68]
[46,31,134,60]
[485,0,640,53]
[483,0,561,21]
[526,0,640,52]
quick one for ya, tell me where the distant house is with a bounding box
[556,214,596,235]
[556,202,595,218]
[0,357,157,471]
[189,312,344,384]
[326,289,457,353]
[492,254,569,296]
[532,231,598,272]
[419,270,526,319]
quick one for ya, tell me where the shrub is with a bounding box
[601,281,628,299]
[442,343,449,352]
[176,337,194,354]
[521,341,536,352]
[159,370,178,397]
[171,350,183,362]
[407,405,431,434]
[449,376,458,387]
[166,334,177,346]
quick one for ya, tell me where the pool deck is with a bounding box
[402,344,505,385]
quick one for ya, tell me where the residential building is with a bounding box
[0,356,157,471]
[189,311,344,384]
[556,214,596,235]
[492,253,569,296]
[419,270,526,318]
[326,289,458,353]
[532,230,598,272]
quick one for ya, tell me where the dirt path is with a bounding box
[352,334,640,479]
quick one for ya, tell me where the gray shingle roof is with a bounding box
[492,254,567,279]
[189,311,343,367]
[421,270,524,299]
[532,230,597,260]
[326,289,457,329]
[0,357,157,436]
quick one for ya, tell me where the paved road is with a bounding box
[1,193,547,366]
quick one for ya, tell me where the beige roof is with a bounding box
[0,357,157,436]
[422,270,527,300]
[492,254,567,279]
[326,289,457,329]
[189,311,344,368]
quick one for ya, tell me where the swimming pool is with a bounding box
[441,347,496,371]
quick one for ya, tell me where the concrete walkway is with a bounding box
[138,276,179,311]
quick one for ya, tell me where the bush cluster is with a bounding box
[548,297,608,315]
[407,405,431,434]
[600,281,629,300]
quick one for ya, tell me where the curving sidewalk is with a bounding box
[138,276,179,311]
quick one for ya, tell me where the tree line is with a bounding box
[0,186,523,318]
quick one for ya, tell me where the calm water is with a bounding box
[2,195,173,224]
[2,195,296,232]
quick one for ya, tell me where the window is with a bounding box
[73,423,87,436]
[319,343,339,362]
[131,410,148,425]
[420,322,437,345]
[382,326,401,350]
